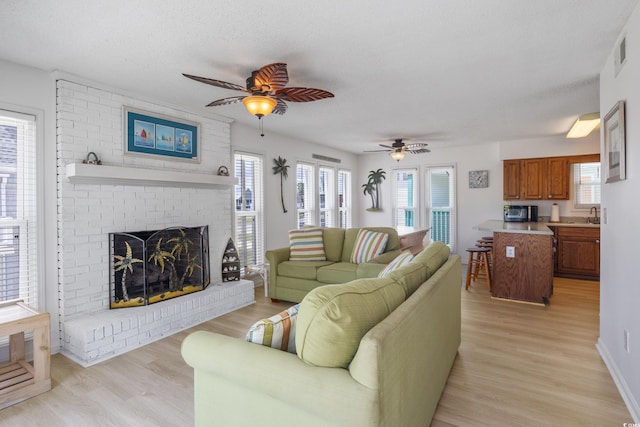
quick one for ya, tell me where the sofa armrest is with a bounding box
[370,249,402,265]
[265,247,290,297]
[182,331,378,426]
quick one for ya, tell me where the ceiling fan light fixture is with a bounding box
[242,95,277,117]
[390,150,406,161]
[566,112,600,138]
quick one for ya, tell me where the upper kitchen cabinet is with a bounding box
[503,156,570,201]
[503,159,522,200]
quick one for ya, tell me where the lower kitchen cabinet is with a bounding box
[553,226,600,280]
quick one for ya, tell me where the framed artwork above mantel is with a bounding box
[123,107,201,163]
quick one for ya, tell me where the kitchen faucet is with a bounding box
[589,206,599,224]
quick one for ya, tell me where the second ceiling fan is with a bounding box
[366,138,431,161]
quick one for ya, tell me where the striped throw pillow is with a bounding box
[289,228,326,261]
[378,251,414,277]
[350,229,389,264]
[246,304,299,353]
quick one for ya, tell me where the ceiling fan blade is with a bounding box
[364,149,392,152]
[272,98,288,115]
[276,87,334,102]
[206,96,246,107]
[253,63,289,92]
[404,143,430,154]
[183,73,246,92]
[406,148,431,154]
[378,143,394,149]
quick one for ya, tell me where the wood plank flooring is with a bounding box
[0,278,631,426]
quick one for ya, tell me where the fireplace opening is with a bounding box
[109,225,210,308]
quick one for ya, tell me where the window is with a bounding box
[234,152,264,267]
[338,170,351,229]
[319,166,335,227]
[296,163,315,228]
[574,162,601,208]
[0,111,39,308]
[426,165,456,252]
[393,169,418,234]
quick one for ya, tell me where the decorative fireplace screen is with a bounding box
[109,225,210,309]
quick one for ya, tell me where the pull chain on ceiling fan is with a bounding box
[183,63,334,136]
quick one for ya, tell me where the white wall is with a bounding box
[358,135,599,258]
[0,60,59,350]
[598,2,640,420]
[232,123,360,250]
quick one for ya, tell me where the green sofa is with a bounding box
[182,242,462,426]
[264,227,402,302]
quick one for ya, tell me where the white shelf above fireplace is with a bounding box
[65,163,238,188]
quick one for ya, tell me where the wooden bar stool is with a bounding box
[465,247,492,291]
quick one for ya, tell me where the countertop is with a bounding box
[475,220,600,235]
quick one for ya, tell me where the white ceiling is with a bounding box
[1,0,638,153]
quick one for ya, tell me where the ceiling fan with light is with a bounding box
[366,138,431,161]
[183,63,334,136]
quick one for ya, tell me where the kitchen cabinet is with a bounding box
[503,159,521,200]
[553,226,600,280]
[503,156,570,200]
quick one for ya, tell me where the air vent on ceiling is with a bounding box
[312,154,341,164]
[615,35,627,76]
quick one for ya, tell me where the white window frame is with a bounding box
[573,162,601,209]
[296,162,316,229]
[425,164,457,252]
[0,109,42,310]
[319,165,335,227]
[338,169,352,229]
[392,168,419,234]
[233,151,264,267]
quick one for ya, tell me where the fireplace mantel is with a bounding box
[65,163,238,188]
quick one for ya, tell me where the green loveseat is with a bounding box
[264,227,402,302]
[182,242,462,426]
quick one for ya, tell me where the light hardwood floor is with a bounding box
[0,277,631,426]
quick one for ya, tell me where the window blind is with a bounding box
[338,170,351,229]
[573,162,601,208]
[296,163,315,229]
[319,166,335,227]
[234,152,264,267]
[0,111,38,308]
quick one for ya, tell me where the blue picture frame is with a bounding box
[124,107,200,163]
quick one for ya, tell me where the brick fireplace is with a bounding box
[55,79,253,366]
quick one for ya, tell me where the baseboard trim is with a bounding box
[596,338,640,422]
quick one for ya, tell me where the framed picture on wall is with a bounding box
[123,107,201,163]
[603,100,626,183]
[468,170,489,188]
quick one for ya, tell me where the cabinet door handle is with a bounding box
[595,239,600,244]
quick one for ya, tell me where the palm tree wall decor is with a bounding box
[273,156,290,213]
[363,168,386,211]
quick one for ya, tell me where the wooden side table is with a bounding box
[0,300,51,409]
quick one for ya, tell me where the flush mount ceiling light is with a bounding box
[566,113,600,138]
[390,150,406,161]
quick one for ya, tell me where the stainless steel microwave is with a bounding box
[504,205,529,222]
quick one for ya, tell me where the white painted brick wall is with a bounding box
[56,79,240,361]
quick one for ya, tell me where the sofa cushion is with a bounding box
[350,229,389,264]
[278,260,335,280]
[411,241,451,275]
[296,277,406,368]
[387,262,429,296]
[289,228,326,261]
[356,262,387,279]
[317,262,358,283]
[246,304,299,353]
[378,251,414,277]
[322,227,346,262]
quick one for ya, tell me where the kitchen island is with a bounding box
[475,220,554,305]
